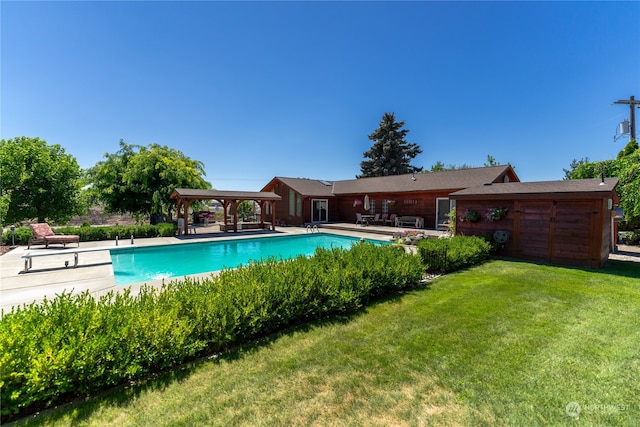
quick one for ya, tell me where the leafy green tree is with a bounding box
[564,141,640,229]
[236,201,254,221]
[617,139,639,159]
[483,154,500,167]
[0,136,84,225]
[359,113,423,178]
[430,155,501,172]
[429,160,447,172]
[86,141,211,221]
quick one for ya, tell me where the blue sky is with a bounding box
[2,1,639,191]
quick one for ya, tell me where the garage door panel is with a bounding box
[516,202,551,258]
[551,201,597,263]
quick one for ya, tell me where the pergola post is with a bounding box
[231,200,239,232]
[182,200,192,235]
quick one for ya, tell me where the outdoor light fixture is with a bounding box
[10,225,15,248]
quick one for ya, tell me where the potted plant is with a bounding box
[459,209,480,223]
[486,207,508,221]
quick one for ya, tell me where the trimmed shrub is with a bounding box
[0,243,423,420]
[0,227,33,246]
[157,222,177,237]
[417,235,492,273]
[1,223,177,246]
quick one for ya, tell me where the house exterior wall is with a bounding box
[334,191,455,227]
[265,181,304,226]
[454,194,613,268]
[262,179,337,226]
[300,196,339,224]
[261,167,521,228]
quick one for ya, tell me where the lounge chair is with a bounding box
[28,223,80,249]
[384,214,397,226]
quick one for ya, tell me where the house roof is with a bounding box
[450,177,619,198]
[267,177,336,197]
[332,165,516,195]
[170,188,282,201]
[266,166,516,196]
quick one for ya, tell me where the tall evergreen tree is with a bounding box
[358,113,423,178]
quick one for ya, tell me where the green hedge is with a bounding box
[1,223,177,246]
[417,235,492,274]
[0,243,424,419]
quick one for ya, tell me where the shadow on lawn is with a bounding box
[599,259,640,280]
[11,283,432,426]
[491,255,640,281]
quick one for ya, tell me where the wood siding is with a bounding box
[456,196,612,268]
[334,191,456,227]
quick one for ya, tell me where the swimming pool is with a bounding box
[110,233,385,285]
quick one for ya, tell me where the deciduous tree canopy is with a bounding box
[359,113,423,178]
[564,140,640,229]
[429,155,502,172]
[0,136,84,225]
[86,141,211,220]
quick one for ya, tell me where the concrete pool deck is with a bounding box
[0,225,398,313]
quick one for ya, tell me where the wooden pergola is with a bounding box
[170,188,282,235]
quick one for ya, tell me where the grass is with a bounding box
[12,259,640,426]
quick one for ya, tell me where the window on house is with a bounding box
[382,199,389,214]
[289,189,295,216]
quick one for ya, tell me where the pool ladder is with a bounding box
[306,225,319,233]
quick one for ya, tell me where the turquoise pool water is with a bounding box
[110,233,385,285]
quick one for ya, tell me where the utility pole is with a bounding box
[614,95,640,141]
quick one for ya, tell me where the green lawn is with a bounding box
[15,260,640,426]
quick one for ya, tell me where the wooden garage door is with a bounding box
[517,201,552,261]
[515,200,599,265]
[550,200,598,265]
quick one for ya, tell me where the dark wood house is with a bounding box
[450,178,620,268]
[261,165,519,227]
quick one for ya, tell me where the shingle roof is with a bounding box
[273,177,336,196]
[450,177,619,197]
[332,165,514,194]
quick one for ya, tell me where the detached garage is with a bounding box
[450,178,619,268]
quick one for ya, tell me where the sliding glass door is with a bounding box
[312,199,328,223]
